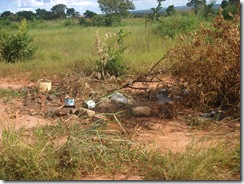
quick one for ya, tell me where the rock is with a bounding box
[95,97,117,113]
[46,94,62,105]
[46,94,56,101]
[53,107,69,117]
[132,106,152,117]
[74,108,96,118]
[110,92,128,104]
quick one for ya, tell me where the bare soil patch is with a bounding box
[0,74,240,180]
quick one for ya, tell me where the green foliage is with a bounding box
[94,29,130,79]
[156,13,201,38]
[104,13,122,26]
[0,19,35,63]
[51,4,67,19]
[83,10,97,19]
[80,14,122,27]
[96,0,135,27]
[166,5,176,16]
[198,0,217,19]
[66,8,75,17]
[63,19,76,27]
[79,17,90,26]
[221,0,239,20]
[91,15,106,26]
[16,11,35,21]
[187,0,205,14]
[98,0,135,16]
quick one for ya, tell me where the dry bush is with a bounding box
[166,8,240,118]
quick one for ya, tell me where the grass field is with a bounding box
[0,12,204,79]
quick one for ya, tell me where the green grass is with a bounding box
[0,13,206,79]
[0,120,240,180]
[0,88,25,99]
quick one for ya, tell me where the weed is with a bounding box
[0,89,25,102]
[94,29,130,79]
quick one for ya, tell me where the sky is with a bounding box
[0,0,225,15]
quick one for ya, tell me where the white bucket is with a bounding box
[38,80,52,92]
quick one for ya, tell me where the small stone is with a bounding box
[53,108,69,117]
[132,106,152,117]
[96,97,117,113]
[75,108,96,118]
[110,92,128,104]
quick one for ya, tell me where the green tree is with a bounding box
[221,0,229,8]
[166,5,176,16]
[66,8,76,17]
[98,0,135,26]
[221,0,240,19]
[187,0,205,14]
[199,0,216,19]
[51,4,67,19]
[36,8,47,19]
[98,0,135,16]
[16,11,35,21]
[1,11,13,18]
[83,10,97,19]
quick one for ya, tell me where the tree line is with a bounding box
[0,0,239,25]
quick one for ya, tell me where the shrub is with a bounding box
[94,29,130,79]
[91,15,106,27]
[155,13,201,38]
[0,19,35,63]
[166,8,240,117]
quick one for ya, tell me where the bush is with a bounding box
[166,9,240,117]
[0,19,35,63]
[155,13,201,38]
[222,4,238,20]
[94,29,129,79]
[91,15,106,27]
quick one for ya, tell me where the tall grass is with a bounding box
[0,13,208,79]
[0,121,240,180]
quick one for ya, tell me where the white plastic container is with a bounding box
[85,100,96,109]
[65,98,75,107]
[38,80,52,92]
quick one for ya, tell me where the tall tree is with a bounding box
[16,11,35,21]
[51,4,67,19]
[220,0,240,19]
[1,11,13,18]
[36,8,54,20]
[83,10,97,19]
[186,0,204,14]
[166,5,176,16]
[201,0,216,18]
[67,8,76,17]
[97,0,135,16]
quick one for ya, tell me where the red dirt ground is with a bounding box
[0,75,240,180]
